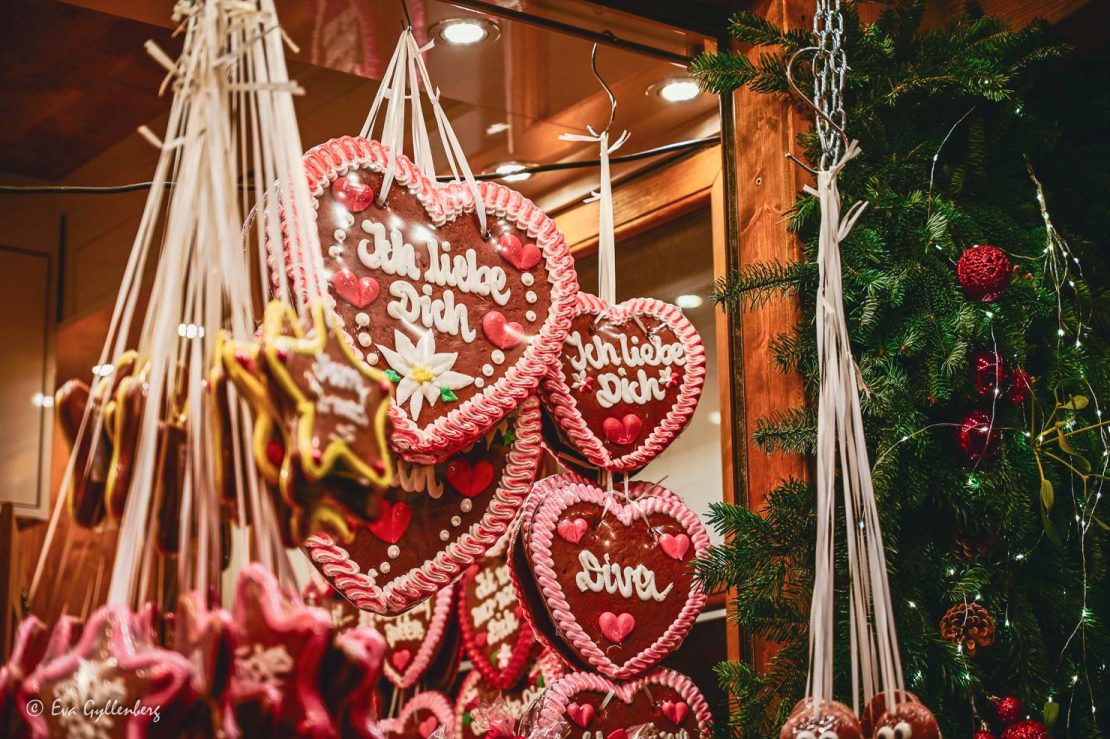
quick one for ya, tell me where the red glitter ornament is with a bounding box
[973,350,1008,399]
[1000,719,1048,739]
[995,696,1025,725]
[958,410,1001,462]
[974,732,998,739]
[1006,368,1033,404]
[957,244,1012,302]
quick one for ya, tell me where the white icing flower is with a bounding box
[658,367,674,386]
[571,369,591,390]
[378,329,474,419]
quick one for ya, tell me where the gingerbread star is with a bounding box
[0,616,47,736]
[218,329,289,485]
[175,591,237,737]
[262,299,394,487]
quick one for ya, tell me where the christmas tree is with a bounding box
[691,2,1110,736]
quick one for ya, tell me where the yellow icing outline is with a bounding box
[104,364,149,519]
[262,300,394,488]
[218,329,287,484]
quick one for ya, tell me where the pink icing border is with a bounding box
[381,585,455,690]
[274,135,579,462]
[541,293,706,472]
[527,477,709,679]
[380,690,456,739]
[305,396,543,614]
[535,668,712,734]
[20,604,195,737]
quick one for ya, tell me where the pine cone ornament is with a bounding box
[973,350,1008,398]
[957,244,1012,302]
[1000,719,1048,739]
[1006,368,1033,404]
[995,696,1025,725]
[939,602,996,654]
[957,410,1001,463]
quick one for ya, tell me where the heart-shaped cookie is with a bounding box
[280,136,578,462]
[380,691,456,739]
[519,477,708,678]
[527,669,711,736]
[454,649,565,739]
[458,551,536,690]
[304,397,543,614]
[542,293,705,472]
[357,586,454,690]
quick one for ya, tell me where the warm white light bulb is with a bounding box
[495,162,531,183]
[675,294,703,309]
[440,20,487,45]
[657,79,700,103]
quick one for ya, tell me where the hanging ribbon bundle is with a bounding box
[781,2,941,738]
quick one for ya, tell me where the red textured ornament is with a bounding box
[1000,719,1048,739]
[995,696,1025,725]
[973,350,1008,398]
[957,244,1012,302]
[974,732,998,739]
[1007,368,1033,404]
[958,410,1001,462]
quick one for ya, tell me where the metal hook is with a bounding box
[784,46,850,160]
[590,42,617,136]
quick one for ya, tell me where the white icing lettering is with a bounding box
[575,550,674,602]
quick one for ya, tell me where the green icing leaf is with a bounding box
[440,386,458,402]
[384,369,401,383]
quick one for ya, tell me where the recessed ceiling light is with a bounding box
[486,122,510,136]
[431,17,500,46]
[31,392,54,408]
[92,363,114,377]
[675,294,703,309]
[650,77,702,103]
[495,162,533,183]
[178,322,205,339]
[708,410,722,426]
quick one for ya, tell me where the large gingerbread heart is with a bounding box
[458,548,536,690]
[358,585,454,690]
[454,649,564,739]
[522,477,708,679]
[542,293,705,472]
[528,668,712,737]
[305,397,542,614]
[280,136,578,462]
[380,691,456,739]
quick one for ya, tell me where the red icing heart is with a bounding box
[304,400,542,614]
[602,414,643,446]
[380,692,455,739]
[515,477,709,678]
[568,702,595,727]
[391,648,412,670]
[446,458,495,498]
[556,517,588,544]
[598,612,635,643]
[418,717,438,737]
[331,175,376,212]
[359,586,455,690]
[659,533,691,561]
[368,499,412,544]
[542,293,706,472]
[332,268,380,309]
[661,699,690,725]
[482,311,526,350]
[531,669,711,736]
[458,552,537,690]
[288,137,578,462]
[497,233,541,271]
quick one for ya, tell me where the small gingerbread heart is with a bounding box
[359,586,454,690]
[380,691,456,739]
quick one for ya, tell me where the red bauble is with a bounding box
[995,695,1025,725]
[958,410,1001,462]
[1007,368,1033,404]
[1000,719,1048,739]
[957,244,1012,302]
[975,732,999,739]
[973,350,1008,398]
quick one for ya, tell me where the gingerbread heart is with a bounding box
[528,668,711,736]
[458,551,536,690]
[519,477,708,678]
[542,293,705,472]
[304,397,542,614]
[357,585,454,690]
[380,691,456,739]
[281,136,578,462]
[454,649,565,739]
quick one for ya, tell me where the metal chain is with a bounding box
[812,0,847,168]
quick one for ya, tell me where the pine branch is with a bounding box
[711,261,811,312]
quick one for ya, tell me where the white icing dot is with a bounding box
[439,530,450,541]
[342,212,355,228]
[491,350,505,365]
[334,229,346,242]
[328,245,343,258]
[367,568,378,579]
[451,515,462,527]
[387,545,400,559]
[358,332,372,347]
[422,284,433,296]
[482,364,494,377]
[631,336,640,344]
[440,240,451,252]
[525,310,537,322]
[525,291,538,304]
[380,562,391,574]
[618,367,626,376]
[474,378,484,389]
[521,272,535,287]
[366,352,379,365]
[355,312,370,327]
[460,499,473,513]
